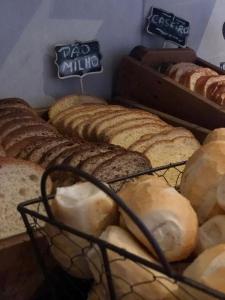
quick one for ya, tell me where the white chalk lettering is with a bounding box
[91,55,99,67]
[81,44,90,55]
[61,61,73,73]
[78,60,84,71]
[151,15,159,25]
[71,46,80,58]
[58,46,71,58]
[85,56,91,69]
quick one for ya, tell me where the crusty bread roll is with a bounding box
[118,175,198,262]
[87,226,179,300]
[180,141,225,224]
[180,244,225,300]
[45,182,118,278]
[204,128,225,144]
[196,215,225,254]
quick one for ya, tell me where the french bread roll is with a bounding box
[180,141,225,224]
[204,128,225,144]
[180,244,225,300]
[196,215,225,254]
[87,226,179,300]
[45,182,118,279]
[118,175,198,262]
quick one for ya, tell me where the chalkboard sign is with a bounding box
[146,7,190,47]
[55,41,103,79]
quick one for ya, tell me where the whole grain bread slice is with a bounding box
[144,136,200,186]
[129,127,195,153]
[0,119,46,142]
[3,125,60,152]
[79,150,125,175]
[28,138,74,163]
[0,157,52,239]
[108,123,171,148]
[92,152,151,191]
[49,95,107,120]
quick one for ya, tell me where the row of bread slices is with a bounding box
[49,95,200,185]
[46,148,225,300]
[167,62,225,106]
[0,97,151,192]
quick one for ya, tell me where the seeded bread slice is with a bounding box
[95,111,162,141]
[144,136,200,186]
[79,150,125,175]
[0,119,46,142]
[129,127,195,153]
[0,157,52,239]
[3,125,60,152]
[28,138,74,163]
[0,98,30,107]
[17,137,68,160]
[49,95,107,120]
[108,123,171,148]
[92,152,151,191]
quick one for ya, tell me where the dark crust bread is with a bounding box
[92,152,151,191]
[0,108,37,119]
[28,138,74,163]
[16,137,67,159]
[0,115,35,130]
[0,98,30,107]
[79,150,125,175]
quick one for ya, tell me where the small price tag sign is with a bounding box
[55,40,103,79]
[146,7,190,47]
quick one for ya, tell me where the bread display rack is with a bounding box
[18,163,225,300]
[114,46,225,130]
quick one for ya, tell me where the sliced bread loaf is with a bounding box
[92,152,151,191]
[144,136,200,186]
[3,125,60,153]
[0,157,52,239]
[129,127,195,153]
[0,107,37,119]
[182,68,218,90]
[196,76,225,97]
[49,95,107,120]
[108,123,171,148]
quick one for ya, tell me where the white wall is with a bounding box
[0,0,222,107]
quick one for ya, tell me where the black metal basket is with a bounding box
[18,162,225,300]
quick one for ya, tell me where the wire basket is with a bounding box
[18,162,225,300]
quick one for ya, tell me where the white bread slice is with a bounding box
[180,141,225,224]
[87,226,179,299]
[167,62,196,79]
[144,136,200,187]
[49,94,107,120]
[0,157,52,239]
[108,123,171,148]
[119,176,198,262]
[101,118,169,142]
[129,127,194,153]
[183,68,218,90]
[181,244,225,300]
[204,128,225,144]
[50,103,106,125]
[196,215,225,254]
[45,182,117,278]
[97,114,163,141]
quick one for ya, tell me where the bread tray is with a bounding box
[17,163,225,300]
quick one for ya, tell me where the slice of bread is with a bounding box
[79,150,125,175]
[28,138,74,163]
[0,157,52,239]
[0,119,46,142]
[129,127,194,153]
[0,98,30,107]
[101,118,169,143]
[93,152,151,191]
[167,63,197,79]
[108,123,171,148]
[183,68,218,90]
[212,86,225,106]
[196,76,225,97]
[95,111,161,141]
[3,125,60,153]
[144,136,200,186]
[49,94,107,120]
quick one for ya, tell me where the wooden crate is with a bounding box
[114,47,225,130]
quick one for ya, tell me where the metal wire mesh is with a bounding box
[18,163,225,300]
